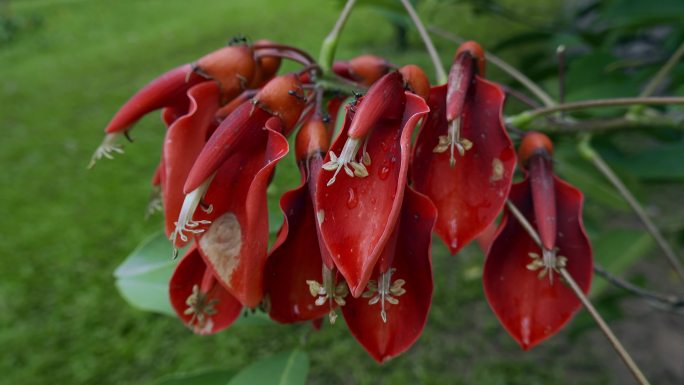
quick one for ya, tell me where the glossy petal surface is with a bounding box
[169,245,242,334]
[316,93,429,297]
[483,176,593,350]
[105,64,205,134]
[160,82,221,243]
[195,117,289,308]
[412,79,515,254]
[342,187,436,362]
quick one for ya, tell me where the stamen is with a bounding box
[305,265,348,324]
[145,185,163,219]
[88,133,125,169]
[170,177,214,256]
[184,284,219,331]
[527,249,567,284]
[362,268,406,323]
[322,138,369,186]
[432,118,473,167]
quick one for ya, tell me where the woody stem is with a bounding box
[319,0,357,75]
[400,0,447,84]
[577,136,684,283]
[506,199,652,385]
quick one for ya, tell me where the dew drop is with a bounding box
[378,165,391,180]
[346,187,359,209]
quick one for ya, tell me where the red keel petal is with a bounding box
[342,187,436,363]
[316,93,429,297]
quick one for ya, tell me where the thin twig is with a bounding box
[640,41,684,97]
[524,114,684,134]
[522,96,684,120]
[557,45,566,112]
[559,268,652,385]
[578,138,684,283]
[506,200,652,385]
[400,0,447,84]
[501,85,542,109]
[318,0,357,74]
[594,264,684,312]
[428,25,556,107]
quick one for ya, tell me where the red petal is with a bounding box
[160,82,221,243]
[483,176,593,350]
[169,244,242,334]
[105,64,205,134]
[265,155,332,323]
[342,186,436,363]
[316,93,429,297]
[195,117,289,308]
[412,79,515,254]
[529,154,557,251]
[184,101,272,193]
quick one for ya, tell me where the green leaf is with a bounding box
[590,229,655,297]
[149,368,236,385]
[553,142,630,211]
[114,232,178,316]
[227,350,309,385]
[600,0,684,29]
[604,142,684,182]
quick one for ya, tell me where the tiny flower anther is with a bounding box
[306,265,348,324]
[362,268,406,323]
[171,177,214,256]
[322,138,369,186]
[527,250,568,284]
[433,119,473,166]
[88,133,125,169]
[184,284,219,331]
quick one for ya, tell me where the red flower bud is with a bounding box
[192,44,256,101]
[332,54,392,86]
[399,64,431,101]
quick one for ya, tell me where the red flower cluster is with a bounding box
[94,39,592,362]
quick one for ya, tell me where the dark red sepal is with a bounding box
[342,186,436,363]
[169,244,242,334]
[412,80,515,254]
[483,176,593,350]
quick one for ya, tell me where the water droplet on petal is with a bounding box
[346,187,358,209]
[378,165,391,180]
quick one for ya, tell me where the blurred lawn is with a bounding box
[0,0,612,384]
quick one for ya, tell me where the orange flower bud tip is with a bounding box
[518,132,553,167]
[455,41,486,76]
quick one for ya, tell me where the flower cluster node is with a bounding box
[362,268,406,323]
[184,284,219,330]
[322,138,369,186]
[526,249,567,284]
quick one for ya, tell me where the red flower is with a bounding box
[315,71,430,297]
[483,132,593,349]
[412,42,515,254]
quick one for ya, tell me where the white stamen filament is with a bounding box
[433,118,473,167]
[362,268,406,323]
[88,133,124,169]
[527,249,567,284]
[322,137,369,186]
[171,176,214,255]
[306,265,348,324]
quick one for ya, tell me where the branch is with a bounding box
[640,41,684,98]
[428,25,556,107]
[594,264,684,313]
[318,0,357,75]
[506,200,652,385]
[578,137,684,283]
[400,0,447,84]
[523,114,684,134]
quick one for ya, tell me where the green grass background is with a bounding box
[0,0,614,384]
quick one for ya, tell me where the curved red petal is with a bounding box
[412,79,515,254]
[169,245,242,334]
[529,154,557,251]
[195,117,289,308]
[483,176,593,350]
[265,161,332,323]
[184,102,272,193]
[105,64,205,134]
[316,93,429,298]
[342,186,436,363]
[160,82,221,243]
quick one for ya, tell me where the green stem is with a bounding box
[318,0,357,75]
[428,25,556,107]
[578,135,684,284]
[640,41,684,98]
[400,0,447,84]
